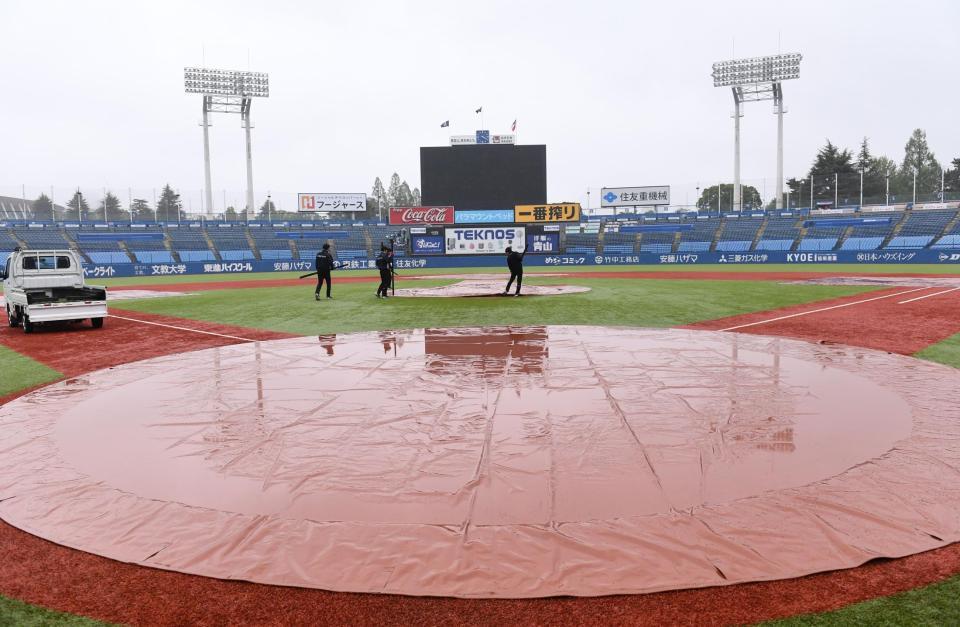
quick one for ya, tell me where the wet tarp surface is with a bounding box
[393,279,590,298]
[1,326,959,598]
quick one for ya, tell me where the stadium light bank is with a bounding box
[712,52,801,211]
[184,67,270,217]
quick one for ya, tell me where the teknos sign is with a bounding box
[389,206,455,225]
[445,227,525,255]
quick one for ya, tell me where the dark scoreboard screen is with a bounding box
[420,144,547,210]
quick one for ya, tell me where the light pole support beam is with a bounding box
[201,97,214,219]
[242,98,255,217]
[774,83,784,210]
[732,88,742,212]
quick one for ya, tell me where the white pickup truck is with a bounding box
[2,249,107,333]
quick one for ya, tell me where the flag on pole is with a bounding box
[440,120,449,128]
[511,119,517,132]
[475,106,482,114]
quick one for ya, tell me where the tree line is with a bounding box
[32,185,184,222]
[696,128,958,211]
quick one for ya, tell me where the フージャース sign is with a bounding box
[298,193,366,213]
[444,227,525,255]
[514,203,581,223]
[601,186,670,208]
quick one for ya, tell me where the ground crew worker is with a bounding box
[504,245,526,296]
[375,244,394,298]
[315,243,335,300]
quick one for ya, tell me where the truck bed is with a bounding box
[24,286,107,305]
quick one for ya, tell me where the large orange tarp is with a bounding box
[1,327,958,598]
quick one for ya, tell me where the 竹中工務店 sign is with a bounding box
[514,203,581,223]
[298,193,366,212]
[601,186,670,208]
[445,226,525,255]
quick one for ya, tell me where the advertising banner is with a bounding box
[455,209,515,224]
[444,226,525,255]
[514,203,581,223]
[298,193,366,213]
[527,233,559,253]
[73,247,960,279]
[412,235,445,255]
[389,206,455,225]
[601,186,670,208]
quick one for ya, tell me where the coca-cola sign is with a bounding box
[389,206,455,225]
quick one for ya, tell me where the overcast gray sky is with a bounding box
[1,0,957,211]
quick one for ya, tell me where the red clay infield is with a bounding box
[686,286,960,355]
[1,281,960,624]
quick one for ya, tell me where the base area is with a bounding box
[395,279,590,297]
[1,327,959,598]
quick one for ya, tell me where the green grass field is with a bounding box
[1,266,959,625]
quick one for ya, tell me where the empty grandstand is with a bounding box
[1,206,959,270]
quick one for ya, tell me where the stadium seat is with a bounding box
[756,239,793,251]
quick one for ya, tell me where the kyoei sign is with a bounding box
[389,206,455,225]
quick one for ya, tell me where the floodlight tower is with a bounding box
[712,53,801,211]
[184,67,270,216]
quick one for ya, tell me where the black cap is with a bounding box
[505,246,512,253]
[322,243,330,250]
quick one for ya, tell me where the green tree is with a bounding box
[945,157,960,200]
[66,190,90,220]
[31,194,54,221]
[224,206,238,221]
[412,187,422,207]
[809,140,857,204]
[869,156,898,203]
[386,173,402,208]
[371,177,386,211]
[156,185,182,222]
[856,138,897,203]
[94,192,127,222]
[257,198,276,220]
[897,129,941,199]
[696,184,761,212]
[131,198,152,221]
[397,181,413,207]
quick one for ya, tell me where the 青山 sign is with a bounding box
[445,227,525,255]
[514,203,581,223]
[298,193,366,213]
[601,186,670,208]
[389,206,455,225]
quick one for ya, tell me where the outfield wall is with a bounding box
[79,249,960,279]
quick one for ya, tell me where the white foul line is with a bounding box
[109,314,258,342]
[898,286,960,305]
[719,286,934,332]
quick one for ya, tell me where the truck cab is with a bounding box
[2,249,107,333]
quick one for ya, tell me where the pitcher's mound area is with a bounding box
[395,279,590,297]
[1,327,959,598]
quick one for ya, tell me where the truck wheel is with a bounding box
[23,316,34,334]
[6,306,18,328]
[91,317,104,329]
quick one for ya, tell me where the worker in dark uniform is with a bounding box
[314,243,335,300]
[375,244,394,298]
[504,245,526,296]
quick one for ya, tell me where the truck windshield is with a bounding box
[22,255,71,270]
